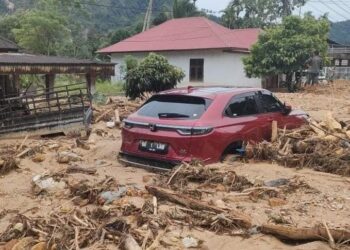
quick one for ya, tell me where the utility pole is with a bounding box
[143,0,153,32]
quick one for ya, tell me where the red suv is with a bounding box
[120,87,308,170]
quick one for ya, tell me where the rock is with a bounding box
[32,154,46,163]
[268,198,288,207]
[57,151,81,164]
[106,121,116,129]
[98,186,127,204]
[31,242,47,250]
[13,222,24,232]
[264,178,289,187]
[12,237,34,250]
[0,159,4,167]
[182,236,199,248]
[32,175,66,194]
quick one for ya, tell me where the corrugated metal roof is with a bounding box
[0,53,113,65]
[99,17,261,54]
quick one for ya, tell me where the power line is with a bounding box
[309,0,350,20]
[78,0,173,14]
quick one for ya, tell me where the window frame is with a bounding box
[137,94,212,120]
[223,91,260,118]
[189,58,204,82]
[256,90,284,114]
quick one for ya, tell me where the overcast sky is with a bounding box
[196,0,350,22]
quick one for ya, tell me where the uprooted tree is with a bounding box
[243,15,329,91]
[124,53,185,99]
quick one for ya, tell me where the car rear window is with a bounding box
[138,95,212,120]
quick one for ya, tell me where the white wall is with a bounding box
[110,49,261,88]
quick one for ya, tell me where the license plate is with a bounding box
[139,140,168,154]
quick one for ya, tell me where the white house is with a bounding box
[99,17,262,87]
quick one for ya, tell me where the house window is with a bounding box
[190,59,204,82]
[341,60,348,66]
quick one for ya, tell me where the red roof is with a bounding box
[98,17,261,54]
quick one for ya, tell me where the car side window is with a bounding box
[225,95,259,117]
[259,93,283,113]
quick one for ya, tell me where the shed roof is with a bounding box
[0,36,19,52]
[0,53,115,75]
[99,17,261,54]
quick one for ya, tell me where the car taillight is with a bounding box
[176,127,213,136]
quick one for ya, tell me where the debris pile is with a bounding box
[1,160,349,249]
[0,210,148,249]
[0,146,18,175]
[93,96,143,125]
[247,114,350,176]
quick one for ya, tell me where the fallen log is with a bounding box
[66,166,97,175]
[260,223,350,243]
[95,109,113,123]
[145,185,252,229]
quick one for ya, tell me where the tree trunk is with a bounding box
[260,223,350,243]
[286,72,294,92]
[145,185,252,229]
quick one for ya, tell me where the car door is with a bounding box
[255,90,285,140]
[221,92,263,145]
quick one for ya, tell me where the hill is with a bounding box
[330,20,350,45]
[0,0,173,32]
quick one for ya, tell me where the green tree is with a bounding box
[243,15,329,91]
[173,0,199,18]
[222,0,307,29]
[153,12,169,26]
[109,29,132,44]
[13,9,71,55]
[0,13,22,41]
[125,53,185,99]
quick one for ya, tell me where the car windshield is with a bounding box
[138,95,212,120]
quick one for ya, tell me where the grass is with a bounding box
[95,80,125,96]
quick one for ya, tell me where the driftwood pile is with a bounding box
[247,114,350,176]
[162,162,253,193]
[93,96,143,124]
[0,209,149,249]
[1,162,350,249]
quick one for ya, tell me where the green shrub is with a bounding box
[124,53,185,100]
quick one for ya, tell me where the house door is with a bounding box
[190,59,204,82]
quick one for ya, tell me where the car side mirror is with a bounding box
[282,103,292,115]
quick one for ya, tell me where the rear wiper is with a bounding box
[158,113,190,118]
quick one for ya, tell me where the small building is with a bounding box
[99,17,261,88]
[0,36,114,137]
[327,39,350,80]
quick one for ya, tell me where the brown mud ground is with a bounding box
[0,81,350,250]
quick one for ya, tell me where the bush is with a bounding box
[124,53,185,99]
